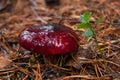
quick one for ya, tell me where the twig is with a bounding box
[77,58,120,67]
[0,67,17,75]
[94,64,99,77]
[13,64,34,78]
[61,75,110,80]
[31,7,48,24]
[51,16,120,25]
[97,63,103,76]
[29,0,37,6]
[98,39,120,49]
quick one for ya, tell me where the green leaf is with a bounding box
[77,23,91,29]
[82,28,94,37]
[80,12,91,23]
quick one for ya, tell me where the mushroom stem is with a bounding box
[43,55,57,65]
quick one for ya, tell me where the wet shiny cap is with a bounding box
[19,23,79,55]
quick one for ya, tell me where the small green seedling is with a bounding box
[77,12,103,42]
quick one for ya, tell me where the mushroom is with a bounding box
[19,23,79,64]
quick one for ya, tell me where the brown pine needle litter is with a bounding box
[0,0,120,79]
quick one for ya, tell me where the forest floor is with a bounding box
[0,0,120,80]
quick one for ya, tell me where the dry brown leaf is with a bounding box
[0,56,12,69]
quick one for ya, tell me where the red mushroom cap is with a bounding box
[19,23,79,55]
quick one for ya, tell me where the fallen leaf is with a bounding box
[0,56,12,69]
